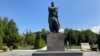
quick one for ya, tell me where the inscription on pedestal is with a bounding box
[47,33,64,51]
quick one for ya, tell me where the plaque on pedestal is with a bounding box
[47,33,64,51]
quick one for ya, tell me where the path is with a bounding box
[0,46,100,56]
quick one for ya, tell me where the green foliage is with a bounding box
[0,36,3,49]
[26,31,36,45]
[64,28,98,45]
[0,17,3,49]
[83,30,97,44]
[39,35,46,48]
[78,32,86,43]
[65,29,78,45]
[34,32,46,49]
[34,32,40,49]
[13,43,19,49]
[22,31,36,46]
[41,29,49,43]
[97,35,100,50]
[2,46,8,52]
[17,45,33,50]
[71,45,81,49]
[19,35,25,46]
[0,16,99,50]
[2,17,21,48]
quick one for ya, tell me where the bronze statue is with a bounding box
[48,2,60,33]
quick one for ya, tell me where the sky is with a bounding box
[0,0,100,34]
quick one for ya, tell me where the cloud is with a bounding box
[59,26,100,34]
[90,26,100,34]
[77,26,100,34]
[59,29,64,33]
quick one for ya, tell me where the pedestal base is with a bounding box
[32,51,83,56]
[47,33,64,51]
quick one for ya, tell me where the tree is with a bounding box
[64,28,69,44]
[26,31,36,45]
[66,29,76,45]
[3,16,9,45]
[84,30,97,44]
[0,17,3,49]
[78,31,86,44]
[41,29,49,43]
[72,30,78,45]
[67,29,73,48]
[97,32,100,50]
[64,28,98,45]
[19,34,25,46]
[3,18,20,49]
[34,32,46,49]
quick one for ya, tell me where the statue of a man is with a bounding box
[48,2,60,33]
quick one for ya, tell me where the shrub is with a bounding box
[2,46,8,52]
[13,43,19,49]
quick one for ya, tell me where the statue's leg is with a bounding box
[48,17,53,32]
[52,17,59,33]
[49,20,54,33]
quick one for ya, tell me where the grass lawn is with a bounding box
[93,44,98,48]
[17,45,33,50]
[65,45,81,49]
[17,44,98,50]
[71,45,81,49]
[0,51,3,53]
[69,44,98,49]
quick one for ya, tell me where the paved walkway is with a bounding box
[0,50,37,56]
[0,50,100,56]
[0,46,100,56]
[84,52,100,56]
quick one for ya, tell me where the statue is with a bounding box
[48,2,60,33]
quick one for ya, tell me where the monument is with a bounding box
[32,2,83,56]
[47,2,64,51]
[48,2,60,33]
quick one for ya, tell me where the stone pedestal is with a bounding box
[32,51,83,56]
[47,33,64,51]
[32,33,83,56]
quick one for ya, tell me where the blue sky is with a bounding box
[0,0,100,34]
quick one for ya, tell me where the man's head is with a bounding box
[51,2,54,7]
